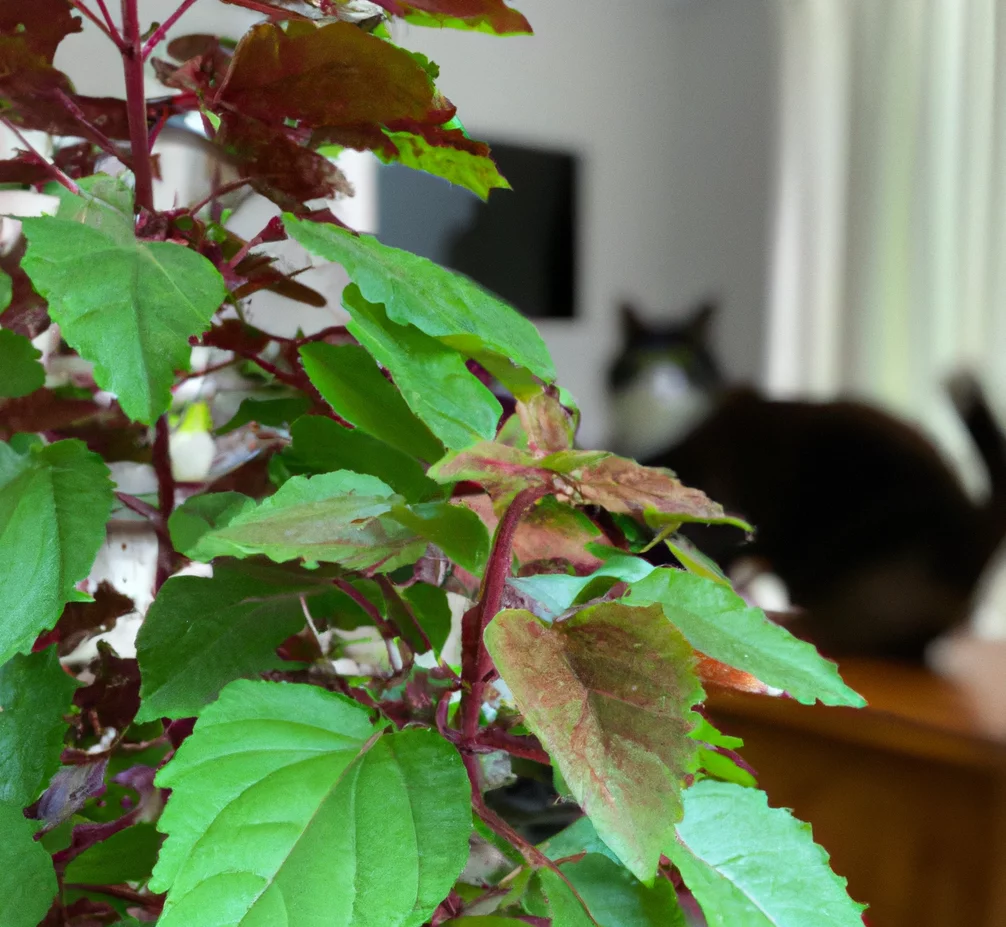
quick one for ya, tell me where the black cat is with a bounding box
[609,302,1006,660]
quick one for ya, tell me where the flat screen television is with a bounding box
[376,140,579,320]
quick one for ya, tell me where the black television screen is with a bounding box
[376,140,578,319]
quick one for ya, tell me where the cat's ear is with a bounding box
[620,302,648,338]
[685,300,717,344]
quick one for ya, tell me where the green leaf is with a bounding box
[531,868,594,927]
[0,802,57,927]
[341,285,502,449]
[510,552,655,619]
[0,647,80,805]
[0,269,12,311]
[444,919,530,927]
[281,414,441,503]
[152,680,472,927]
[0,439,114,666]
[299,342,444,462]
[173,472,484,575]
[624,569,866,708]
[665,536,730,585]
[285,216,554,386]
[217,396,312,435]
[171,472,426,572]
[696,748,757,789]
[136,559,341,721]
[485,603,703,882]
[560,854,686,927]
[49,174,135,243]
[395,0,532,35]
[167,491,253,558]
[669,780,867,927]
[378,130,510,200]
[21,191,227,423]
[390,500,489,575]
[541,816,621,865]
[0,329,45,398]
[62,822,162,885]
[400,582,453,654]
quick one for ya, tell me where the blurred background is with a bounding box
[9,1,1006,923]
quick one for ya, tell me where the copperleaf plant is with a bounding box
[0,1,869,925]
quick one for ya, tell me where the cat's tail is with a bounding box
[946,372,1006,512]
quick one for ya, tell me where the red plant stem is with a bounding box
[69,0,122,46]
[463,752,549,868]
[220,0,312,20]
[233,346,352,427]
[115,490,161,524]
[0,118,79,194]
[92,0,119,33]
[376,575,434,653]
[475,727,551,766]
[142,0,201,59]
[459,486,548,742]
[64,884,162,910]
[54,89,125,164]
[173,356,241,384]
[120,0,154,212]
[333,578,397,640]
[152,416,176,590]
[462,751,599,926]
[185,177,253,216]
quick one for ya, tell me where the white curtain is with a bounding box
[766,0,1006,494]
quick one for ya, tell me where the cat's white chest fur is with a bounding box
[608,361,713,460]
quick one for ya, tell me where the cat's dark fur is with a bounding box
[610,302,1006,660]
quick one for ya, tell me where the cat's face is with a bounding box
[607,301,723,458]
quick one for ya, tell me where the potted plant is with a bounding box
[0,1,868,924]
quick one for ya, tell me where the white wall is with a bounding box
[49,0,778,448]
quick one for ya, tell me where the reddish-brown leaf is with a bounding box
[153,34,232,94]
[49,583,136,657]
[516,388,576,455]
[460,492,609,572]
[0,158,54,185]
[216,21,454,133]
[0,235,49,337]
[695,654,775,697]
[431,441,728,525]
[0,390,105,440]
[217,112,353,210]
[0,0,81,63]
[372,0,532,34]
[73,644,141,734]
[199,318,272,354]
[485,602,703,882]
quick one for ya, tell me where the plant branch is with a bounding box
[142,0,201,60]
[54,89,127,165]
[333,578,396,639]
[376,575,434,653]
[475,727,551,766]
[92,0,120,36]
[115,490,161,524]
[120,0,154,212]
[152,416,176,590]
[185,177,253,216]
[64,884,162,910]
[173,356,241,384]
[0,118,79,194]
[69,0,122,46]
[461,752,599,925]
[459,486,549,742]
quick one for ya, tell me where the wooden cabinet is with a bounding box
[707,651,1006,927]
